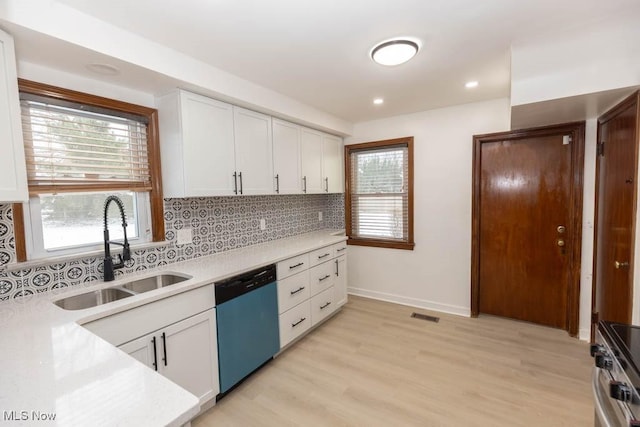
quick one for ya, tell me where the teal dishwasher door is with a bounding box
[216,281,279,394]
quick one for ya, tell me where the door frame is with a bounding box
[591,92,640,335]
[471,122,586,336]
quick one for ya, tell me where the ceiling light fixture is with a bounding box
[85,63,120,76]
[373,98,384,105]
[465,81,479,89]
[371,39,419,66]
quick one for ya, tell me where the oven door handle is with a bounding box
[592,368,615,427]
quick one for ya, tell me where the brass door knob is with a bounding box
[557,225,566,233]
[615,261,630,269]
[557,239,565,247]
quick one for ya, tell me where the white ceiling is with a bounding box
[10,0,640,123]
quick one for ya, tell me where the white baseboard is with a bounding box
[348,287,470,317]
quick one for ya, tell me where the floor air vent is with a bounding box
[411,312,440,323]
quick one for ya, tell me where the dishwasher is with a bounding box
[215,264,279,397]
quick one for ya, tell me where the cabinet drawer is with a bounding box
[308,245,334,267]
[311,286,336,326]
[277,253,310,279]
[277,270,310,314]
[309,261,335,296]
[333,241,347,256]
[279,301,311,348]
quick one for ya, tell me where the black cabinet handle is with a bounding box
[320,301,331,310]
[336,247,346,252]
[303,176,307,193]
[289,262,304,269]
[290,286,305,295]
[335,259,339,276]
[325,177,329,192]
[161,332,168,366]
[151,336,158,371]
[232,172,238,194]
[318,253,330,259]
[292,317,306,328]
[319,274,331,282]
[275,174,280,194]
[239,172,243,195]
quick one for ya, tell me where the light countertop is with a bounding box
[0,229,346,426]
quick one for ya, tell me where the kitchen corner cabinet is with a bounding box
[157,90,236,197]
[300,128,324,193]
[119,310,219,404]
[0,29,28,203]
[233,107,273,194]
[322,134,344,193]
[272,119,302,194]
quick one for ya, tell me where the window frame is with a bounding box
[13,79,165,262]
[344,136,415,250]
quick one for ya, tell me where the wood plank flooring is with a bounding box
[193,296,593,426]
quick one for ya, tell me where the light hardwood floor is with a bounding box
[193,296,594,426]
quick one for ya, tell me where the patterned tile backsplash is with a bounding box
[0,194,344,301]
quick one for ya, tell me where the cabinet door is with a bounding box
[160,310,219,404]
[0,29,27,202]
[234,107,273,195]
[300,128,324,193]
[119,334,157,370]
[272,119,302,194]
[181,92,236,196]
[322,134,344,193]
[335,255,348,307]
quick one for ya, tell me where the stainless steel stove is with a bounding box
[592,321,640,426]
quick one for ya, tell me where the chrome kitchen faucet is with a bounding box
[102,195,131,281]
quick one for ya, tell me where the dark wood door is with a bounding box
[593,92,640,329]
[472,123,585,335]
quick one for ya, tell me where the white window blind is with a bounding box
[349,144,409,242]
[20,95,151,194]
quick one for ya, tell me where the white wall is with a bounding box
[345,98,511,316]
[511,14,640,107]
[346,98,597,339]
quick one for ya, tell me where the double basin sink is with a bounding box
[54,273,191,310]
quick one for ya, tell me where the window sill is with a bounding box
[347,238,415,250]
[1,240,169,273]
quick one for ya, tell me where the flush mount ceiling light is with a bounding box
[465,80,479,89]
[85,63,120,76]
[373,98,384,105]
[371,39,420,66]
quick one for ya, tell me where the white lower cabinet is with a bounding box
[278,299,311,347]
[276,241,347,348]
[310,286,336,325]
[119,310,219,405]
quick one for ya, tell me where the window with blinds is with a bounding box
[14,79,164,261]
[345,137,414,250]
[20,94,151,194]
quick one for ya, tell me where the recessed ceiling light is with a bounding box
[371,38,420,66]
[85,63,120,76]
[465,81,479,88]
[373,98,384,105]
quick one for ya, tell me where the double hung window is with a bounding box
[345,137,414,250]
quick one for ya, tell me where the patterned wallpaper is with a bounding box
[0,194,344,301]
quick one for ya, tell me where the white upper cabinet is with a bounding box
[322,134,344,193]
[0,29,28,203]
[233,107,273,195]
[272,119,302,194]
[157,90,236,197]
[300,128,324,194]
[158,89,343,197]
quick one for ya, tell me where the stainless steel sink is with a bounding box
[54,287,136,310]
[120,273,191,293]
